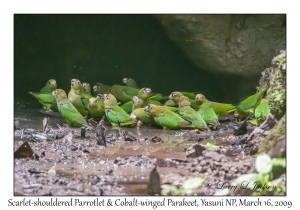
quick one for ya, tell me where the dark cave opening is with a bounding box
[14,14,257,106]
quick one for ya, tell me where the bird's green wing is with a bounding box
[255,102,270,119]
[120,101,133,114]
[238,92,263,111]
[58,102,88,126]
[181,91,196,100]
[123,87,139,97]
[80,97,89,111]
[106,107,135,124]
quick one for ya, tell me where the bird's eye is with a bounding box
[98,85,101,89]
[110,89,114,94]
[128,79,131,82]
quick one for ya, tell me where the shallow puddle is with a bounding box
[14,103,254,196]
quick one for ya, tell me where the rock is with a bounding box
[266,50,286,120]
[259,114,286,154]
[155,14,286,100]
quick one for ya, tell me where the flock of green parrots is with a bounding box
[29,77,270,130]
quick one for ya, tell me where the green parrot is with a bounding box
[68,79,89,116]
[103,94,137,127]
[255,100,270,120]
[92,82,112,96]
[52,89,90,128]
[29,79,58,111]
[181,91,196,100]
[81,83,92,100]
[168,91,198,109]
[144,104,193,130]
[122,77,162,101]
[87,96,106,120]
[39,79,57,94]
[178,96,209,131]
[110,85,139,103]
[195,94,236,117]
[123,77,139,88]
[236,83,268,120]
[164,99,176,107]
[29,92,58,112]
[119,88,152,114]
[120,101,134,114]
[197,107,220,129]
[130,108,156,126]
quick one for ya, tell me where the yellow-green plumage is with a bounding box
[195,94,236,117]
[81,83,92,100]
[178,96,209,131]
[144,104,192,130]
[92,82,111,96]
[110,85,139,103]
[197,107,220,128]
[123,77,139,88]
[255,100,270,120]
[130,108,156,126]
[53,89,90,128]
[104,94,137,127]
[29,79,58,111]
[87,96,106,120]
[168,91,198,109]
[236,83,268,119]
[39,79,57,94]
[68,79,89,116]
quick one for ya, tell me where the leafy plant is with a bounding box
[161,177,205,196]
[214,153,286,195]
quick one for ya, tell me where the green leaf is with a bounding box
[205,142,220,149]
[256,153,272,174]
[182,177,205,190]
[271,158,286,168]
[160,184,177,195]
[214,189,230,196]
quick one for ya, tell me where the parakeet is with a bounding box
[168,91,198,109]
[178,96,209,131]
[29,79,58,111]
[39,79,57,94]
[110,85,139,103]
[92,83,112,96]
[81,83,92,100]
[52,89,90,128]
[164,99,176,107]
[236,83,268,119]
[130,108,156,126]
[123,77,139,88]
[255,100,270,120]
[120,101,134,114]
[103,94,137,127]
[144,104,192,130]
[195,94,236,117]
[181,91,196,100]
[87,96,106,120]
[68,79,89,116]
[198,107,220,129]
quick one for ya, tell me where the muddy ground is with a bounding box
[14,102,274,196]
